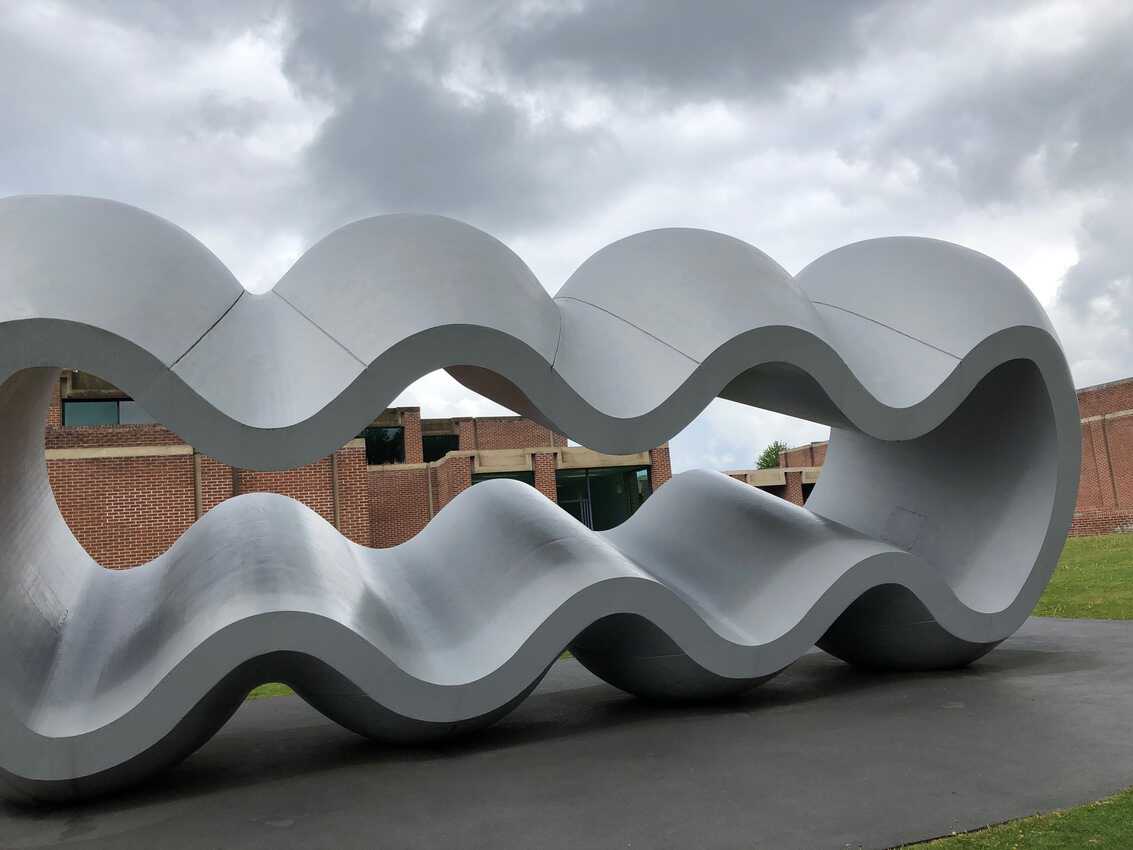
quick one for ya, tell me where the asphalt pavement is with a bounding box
[3,617,1131,850]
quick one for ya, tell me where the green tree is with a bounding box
[756,439,788,469]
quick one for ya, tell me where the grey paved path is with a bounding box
[2,617,1132,850]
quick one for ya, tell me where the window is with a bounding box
[118,400,155,425]
[62,400,121,427]
[63,398,119,426]
[555,466,651,531]
[62,399,155,427]
[422,433,460,463]
[472,470,535,486]
[360,426,405,465]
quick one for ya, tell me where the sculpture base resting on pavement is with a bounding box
[0,196,1079,802]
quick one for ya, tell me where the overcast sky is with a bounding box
[2,1,1130,471]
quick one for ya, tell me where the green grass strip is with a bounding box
[1034,532,1133,620]
[916,786,1133,848]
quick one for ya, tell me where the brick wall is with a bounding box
[49,444,372,567]
[236,459,338,526]
[1079,421,1104,514]
[783,470,805,506]
[1070,510,1133,536]
[1072,377,1133,536]
[455,416,566,450]
[780,442,825,468]
[46,424,185,449]
[1078,377,1133,419]
[335,445,371,544]
[47,454,197,569]
[402,409,424,464]
[532,452,558,502]
[48,374,373,565]
[433,453,473,510]
[199,454,235,513]
[649,445,672,489]
[46,385,61,428]
[369,466,432,548]
[811,442,827,466]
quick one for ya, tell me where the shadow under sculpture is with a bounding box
[0,195,1080,802]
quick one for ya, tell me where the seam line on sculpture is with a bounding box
[274,291,368,368]
[170,291,245,368]
[550,308,564,369]
[554,296,700,364]
[809,300,962,359]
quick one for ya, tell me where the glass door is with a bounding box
[555,470,593,528]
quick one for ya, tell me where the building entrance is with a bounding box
[555,467,651,531]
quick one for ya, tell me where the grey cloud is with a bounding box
[280,2,617,235]
[1050,193,1133,385]
[1061,200,1133,313]
[489,0,892,101]
[302,80,577,224]
[850,12,1133,206]
[281,3,402,100]
[65,0,280,41]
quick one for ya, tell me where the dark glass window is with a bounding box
[62,399,156,427]
[635,468,651,502]
[555,466,651,531]
[422,434,460,463]
[471,470,535,486]
[117,400,155,425]
[360,426,405,465]
[62,400,120,427]
[555,469,591,527]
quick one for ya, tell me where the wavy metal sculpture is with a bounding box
[0,195,1078,802]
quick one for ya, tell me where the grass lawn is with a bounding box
[246,682,293,700]
[1032,532,1133,619]
[917,787,1133,848]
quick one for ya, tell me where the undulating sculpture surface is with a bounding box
[0,195,1079,801]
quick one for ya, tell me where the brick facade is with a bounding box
[44,380,668,565]
[649,445,673,489]
[779,442,826,469]
[48,382,376,565]
[455,416,567,450]
[47,422,184,449]
[48,454,197,569]
[782,471,805,506]
[401,408,424,464]
[433,453,474,510]
[532,452,559,502]
[368,466,432,549]
[1071,377,1133,535]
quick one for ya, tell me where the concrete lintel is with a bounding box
[725,467,823,487]
[1081,408,1133,424]
[46,444,194,460]
[557,446,650,470]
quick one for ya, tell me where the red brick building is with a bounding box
[47,371,671,567]
[729,376,1133,537]
[1073,376,1133,535]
